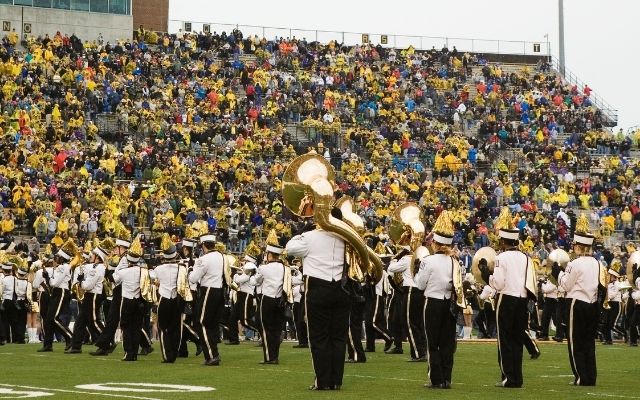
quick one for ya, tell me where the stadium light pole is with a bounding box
[558,0,566,75]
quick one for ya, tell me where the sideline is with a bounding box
[0,384,163,400]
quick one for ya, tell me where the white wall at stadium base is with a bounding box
[0,5,132,44]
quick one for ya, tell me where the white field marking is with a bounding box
[0,387,53,398]
[539,374,575,378]
[587,394,640,399]
[75,383,215,393]
[0,385,161,400]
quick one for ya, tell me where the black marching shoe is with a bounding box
[383,339,394,352]
[225,341,240,345]
[442,381,451,389]
[107,343,118,354]
[408,356,427,362]
[530,350,541,359]
[139,346,154,356]
[89,347,109,356]
[65,348,82,354]
[195,343,203,356]
[203,356,221,366]
[37,346,53,352]
[293,343,309,348]
[385,347,403,354]
[259,359,279,365]
[64,339,72,351]
[308,384,330,391]
[122,354,137,361]
[424,383,443,389]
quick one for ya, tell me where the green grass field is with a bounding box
[0,341,638,399]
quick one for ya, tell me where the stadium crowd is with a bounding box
[1,26,639,344]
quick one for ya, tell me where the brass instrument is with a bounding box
[452,257,467,309]
[282,153,375,283]
[471,246,496,286]
[627,250,640,289]
[546,248,570,286]
[177,264,193,301]
[389,203,425,285]
[599,259,610,310]
[335,196,383,283]
[223,254,240,291]
[140,263,157,303]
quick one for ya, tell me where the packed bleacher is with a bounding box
[1,26,639,269]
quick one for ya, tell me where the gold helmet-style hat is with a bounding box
[432,210,455,245]
[496,207,519,241]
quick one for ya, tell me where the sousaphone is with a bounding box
[282,153,381,283]
[471,246,497,286]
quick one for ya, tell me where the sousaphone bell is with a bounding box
[471,246,496,286]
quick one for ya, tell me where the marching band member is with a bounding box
[189,234,225,366]
[630,267,640,346]
[540,276,559,341]
[91,229,132,356]
[480,207,537,388]
[233,254,259,334]
[415,211,457,389]
[112,237,145,361]
[603,261,623,345]
[1,257,29,344]
[178,236,200,358]
[152,235,182,363]
[252,237,289,364]
[291,262,309,348]
[31,251,54,345]
[554,214,600,386]
[38,239,76,352]
[285,208,350,391]
[388,240,427,362]
[66,239,111,353]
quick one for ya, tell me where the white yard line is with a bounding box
[0,384,163,400]
[587,394,640,400]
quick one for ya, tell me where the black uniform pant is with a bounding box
[43,288,72,348]
[496,294,528,388]
[236,291,257,331]
[404,287,426,359]
[603,301,622,342]
[347,299,366,362]
[629,302,639,345]
[367,294,392,349]
[388,287,405,350]
[567,298,598,386]
[38,291,50,340]
[2,300,27,343]
[71,293,104,349]
[260,295,284,362]
[197,287,224,361]
[179,290,200,356]
[555,298,566,339]
[120,297,143,360]
[293,299,308,345]
[522,329,539,356]
[227,297,240,343]
[305,276,350,389]
[363,288,376,350]
[95,287,122,350]
[540,297,558,338]
[158,296,182,363]
[424,298,456,385]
